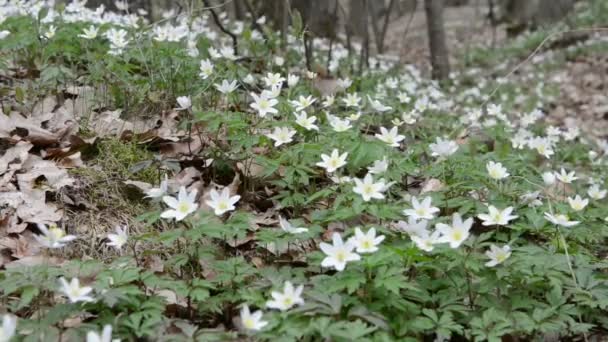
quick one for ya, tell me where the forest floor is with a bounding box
[383,2,608,138]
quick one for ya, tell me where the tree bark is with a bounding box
[424,0,450,80]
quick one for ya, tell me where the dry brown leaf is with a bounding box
[15,189,63,224]
[0,231,41,259]
[159,138,204,157]
[175,167,201,187]
[123,180,153,193]
[18,156,74,191]
[88,110,137,137]
[31,95,58,118]
[0,208,27,234]
[142,254,165,273]
[56,151,84,168]
[237,158,267,178]
[155,289,188,307]
[4,255,65,268]
[0,141,33,175]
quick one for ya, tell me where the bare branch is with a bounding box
[203,0,239,55]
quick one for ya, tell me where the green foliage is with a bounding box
[1,2,608,342]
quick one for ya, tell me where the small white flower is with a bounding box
[59,277,94,303]
[529,137,554,158]
[266,281,304,311]
[305,71,317,79]
[214,79,238,94]
[588,184,607,200]
[520,191,543,207]
[220,45,237,60]
[401,112,417,125]
[78,25,98,39]
[486,161,509,180]
[320,233,360,271]
[323,95,335,107]
[337,78,352,89]
[106,225,128,250]
[348,227,385,253]
[263,72,285,88]
[273,56,285,66]
[555,168,578,184]
[544,212,579,227]
[435,213,473,248]
[485,244,511,267]
[375,127,405,147]
[266,127,296,147]
[367,96,392,112]
[342,93,361,108]
[0,314,17,342]
[290,95,316,112]
[316,149,348,173]
[287,74,300,87]
[478,206,518,226]
[256,15,267,25]
[411,230,441,252]
[327,114,352,132]
[34,224,77,249]
[205,187,240,216]
[240,305,268,331]
[396,217,430,237]
[403,196,440,220]
[161,186,198,221]
[86,324,119,342]
[330,176,353,184]
[187,39,199,57]
[567,195,588,211]
[262,84,282,99]
[176,96,192,110]
[243,73,255,84]
[44,25,56,39]
[294,112,318,131]
[279,216,308,234]
[542,171,556,185]
[250,93,278,118]
[352,174,386,202]
[397,92,411,104]
[429,137,458,158]
[146,174,169,199]
[414,96,431,112]
[368,157,389,175]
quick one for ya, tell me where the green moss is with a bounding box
[71,137,157,184]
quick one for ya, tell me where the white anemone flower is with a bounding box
[205,187,241,216]
[319,233,360,271]
[59,277,94,303]
[266,281,304,311]
[403,197,440,220]
[316,149,348,173]
[348,227,385,253]
[34,224,77,249]
[485,244,512,267]
[161,186,198,221]
[240,305,268,331]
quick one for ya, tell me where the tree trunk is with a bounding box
[424,0,450,80]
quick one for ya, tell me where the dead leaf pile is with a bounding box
[0,102,86,266]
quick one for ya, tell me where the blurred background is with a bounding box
[79,0,604,80]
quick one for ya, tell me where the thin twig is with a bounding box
[142,0,234,30]
[378,0,396,54]
[399,0,417,54]
[203,0,239,55]
[483,27,608,106]
[242,0,268,41]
